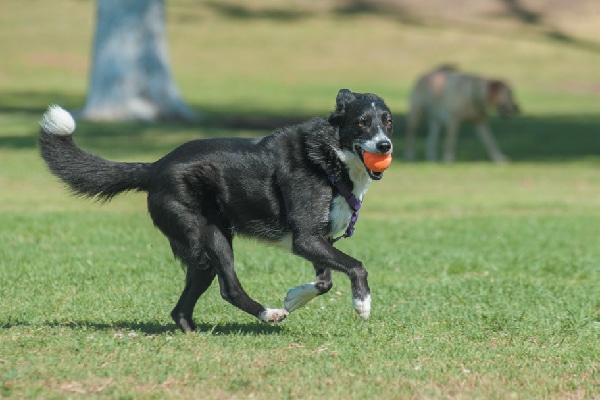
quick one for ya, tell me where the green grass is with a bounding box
[1,1,600,399]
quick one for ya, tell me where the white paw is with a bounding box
[258,308,289,323]
[353,295,371,320]
[284,282,319,312]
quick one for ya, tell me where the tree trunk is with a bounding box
[80,0,198,121]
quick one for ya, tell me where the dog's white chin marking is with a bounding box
[40,105,75,136]
[258,308,289,323]
[337,149,371,191]
[353,295,371,320]
[284,282,319,312]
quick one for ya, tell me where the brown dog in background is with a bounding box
[404,65,519,163]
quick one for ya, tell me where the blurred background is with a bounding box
[1,0,598,162]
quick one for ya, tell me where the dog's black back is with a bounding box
[148,120,331,243]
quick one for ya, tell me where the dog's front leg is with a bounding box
[284,267,332,312]
[404,106,421,162]
[443,121,460,163]
[475,122,509,163]
[293,236,371,320]
[426,120,441,162]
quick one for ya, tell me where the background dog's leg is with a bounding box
[426,120,441,162]
[171,266,216,332]
[443,121,459,163]
[404,105,422,161]
[294,237,370,320]
[475,122,509,163]
[284,267,332,312]
[207,225,288,323]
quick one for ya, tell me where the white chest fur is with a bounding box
[328,150,371,237]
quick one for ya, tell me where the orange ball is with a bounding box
[363,152,392,172]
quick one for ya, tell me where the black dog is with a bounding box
[39,89,394,332]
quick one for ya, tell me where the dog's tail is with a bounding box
[39,105,152,201]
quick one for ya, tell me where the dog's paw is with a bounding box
[284,282,319,312]
[258,308,289,323]
[171,312,196,333]
[353,295,371,320]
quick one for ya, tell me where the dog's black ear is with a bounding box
[329,89,355,125]
[336,89,356,107]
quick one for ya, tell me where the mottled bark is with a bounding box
[81,0,198,121]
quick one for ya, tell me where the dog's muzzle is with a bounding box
[355,139,393,180]
[499,104,519,119]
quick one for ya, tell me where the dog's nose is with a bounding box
[376,140,392,153]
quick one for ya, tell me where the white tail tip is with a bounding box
[40,105,75,136]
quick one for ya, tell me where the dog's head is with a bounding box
[488,80,520,118]
[329,89,393,180]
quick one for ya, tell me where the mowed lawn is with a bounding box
[1,1,599,399]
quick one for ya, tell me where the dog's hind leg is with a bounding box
[205,224,289,323]
[171,265,216,332]
[284,267,333,312]
[166,238,217,332]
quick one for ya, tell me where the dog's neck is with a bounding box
[325,149,372,243]
[324,167,361,243]
[335,149,372,199]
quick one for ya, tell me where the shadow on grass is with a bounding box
[409,114,600,162]
[0,90,312,157]
[0,90,311,131]
[1,90,598,162]
[2,319,283,336]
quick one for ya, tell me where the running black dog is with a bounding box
[39,89,394,332]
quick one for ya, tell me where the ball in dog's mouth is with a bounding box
[355,146,391,180]
[363,151,392,172]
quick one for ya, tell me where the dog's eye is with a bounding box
[386,119,393,127]
[358,118,367,127]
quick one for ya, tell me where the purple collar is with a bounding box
[324,170,362,243]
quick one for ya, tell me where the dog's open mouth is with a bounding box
[354,145,384,180]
